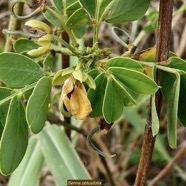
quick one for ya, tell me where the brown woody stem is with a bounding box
[134,0,173,185]
[4,1,24,52]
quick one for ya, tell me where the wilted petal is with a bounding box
[70,86,92,120]
[63,96,71,112]
[76,81,86,94]
[62,76,74,99]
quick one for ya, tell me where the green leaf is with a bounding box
[151,94,159,136]
[0,96,28,175]
[112,77,136,106]
[109,67,159,94]
[67,8,91,30]
[13,39,40,53]
[88,73,107,117]
[26,76,52,134]
[178,73,186,127]
[43,54,55,70]
[53,0,63,10]
[103,77,124,123]
[0,53,44,88]
[68,5,86,35]
[160,57,186,128]
[72,70,87,82]
[151,66,159,136]
[62,67,74,76]
[72,25,86,38]
[0,123,3,141]
[85,74,96,89]
[66,1,81,16]
[52,67,74,86]
[53,70,64,86]
[39,125,90,185]
[0,88,12,144]
[100,0,113,17]
[8,138,44,186]
[43,6,63,28]
[167,57,186,72]
[161,72,180,148]
[104,0,150,23]
[0,88,12,128]
[87,69,99,79]
[144,10,158,33]
[78,0,96,17]
[66,0,77,7]
[107,57,144,72]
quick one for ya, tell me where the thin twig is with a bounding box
[99,156,117,186]
[47,112,86,137]
[148,142,186,186]
[134,0,173,185]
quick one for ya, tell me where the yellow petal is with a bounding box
[38,34,53,46]
[25,20,51,34]
[27,44,50,56]
[70,86,92,120]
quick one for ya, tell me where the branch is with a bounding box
[134,0,173,185]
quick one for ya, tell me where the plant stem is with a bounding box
[51,44,73,55]
[93,0,102,48]
[0,82,36,106]
[51,34,81,56]
[138,61,181,74]
[4,1,24,52]
[134,0,173,185]
[45,6,77,48]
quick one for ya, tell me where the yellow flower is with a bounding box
[61,76,92,120]
[25,20,51,34]
[25,20,52,56]
[27,34,52,56]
